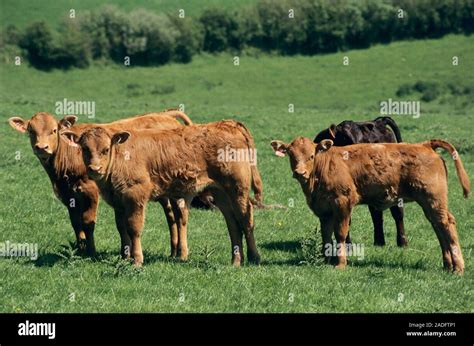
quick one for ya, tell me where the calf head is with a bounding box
[9,112,77,161]
[313,122,358,146]
[271,137,333,182]
[61,127,130,180]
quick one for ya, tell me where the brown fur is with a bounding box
[66,120,263,267]
[8,111,191,256]
[271,137,470,274]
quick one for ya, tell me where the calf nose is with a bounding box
[294,169,306,176]
[88,165,102,172]
[35,143,49,151]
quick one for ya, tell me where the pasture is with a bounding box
[0,34,473,312]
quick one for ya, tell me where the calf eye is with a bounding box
[52,129,57,135]
[102,148,109,155]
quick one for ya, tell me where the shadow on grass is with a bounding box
[261,240,301,253]
[262,257,306,266]
[349,257,428,271]
[33,253,63,267]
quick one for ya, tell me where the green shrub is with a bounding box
[396,83,413,97]
[199,8,242,52]
[20,21,90,69]
[19,22,56,69]
[169,15,204,63]
[421,88,441,102]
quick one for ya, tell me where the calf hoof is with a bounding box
[248,253,261,265]
[87,248,97,258]
[76,240,87,253]
[231,254,243,267]
[232,261,242,268]
[121,252,131,260]
[133,259,143,267]
[374,240,386,247]
[335,263,347,270]
[397,237,408,247]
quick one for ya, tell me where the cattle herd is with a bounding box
[8,111,470,274]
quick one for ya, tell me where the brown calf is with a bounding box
[271,137,470,273]
[62,120,262,267]
[8,110,192,256]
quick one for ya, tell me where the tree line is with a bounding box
[1,0,472,70]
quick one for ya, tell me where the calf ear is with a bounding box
[8,117,28,133]
[317,139,333,152]
[60,131,80,148]
[329,124,337,139]
[112,131,131,145]
[59,115,78,129]
[270,140,288,157]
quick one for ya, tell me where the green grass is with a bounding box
[0,34,473,312]
[0,0,258,29]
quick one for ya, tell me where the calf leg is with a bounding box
[124,204,146,266]
[345,217,352,252]
[67,207,87,254]
[390,206,407,247]
[228,187,260,265]
[421,204,464,274]
[172,198,189,261]
[447,212,464,273]
[320,216,335,264]
[114,209,131,259]
[334,214,351,269]
[158,197,179,258]
[212,189,245,267]
[82,190,98,257]
[369,206,385,246]
[82,206,97,257]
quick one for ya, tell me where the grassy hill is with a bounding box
[0,34,473,312]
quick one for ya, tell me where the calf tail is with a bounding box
[233,121,264,205]
[375,116,403,142]
[250,166,264,206]
[164,109,193,125]
[429,139,470,198]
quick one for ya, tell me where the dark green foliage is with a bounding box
[10,0,474,69]
[396,83,413,97]
[199,8,242,52]
[19,21,90,70]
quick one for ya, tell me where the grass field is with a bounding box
[0,34,473,312]
[0,0,257,29]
